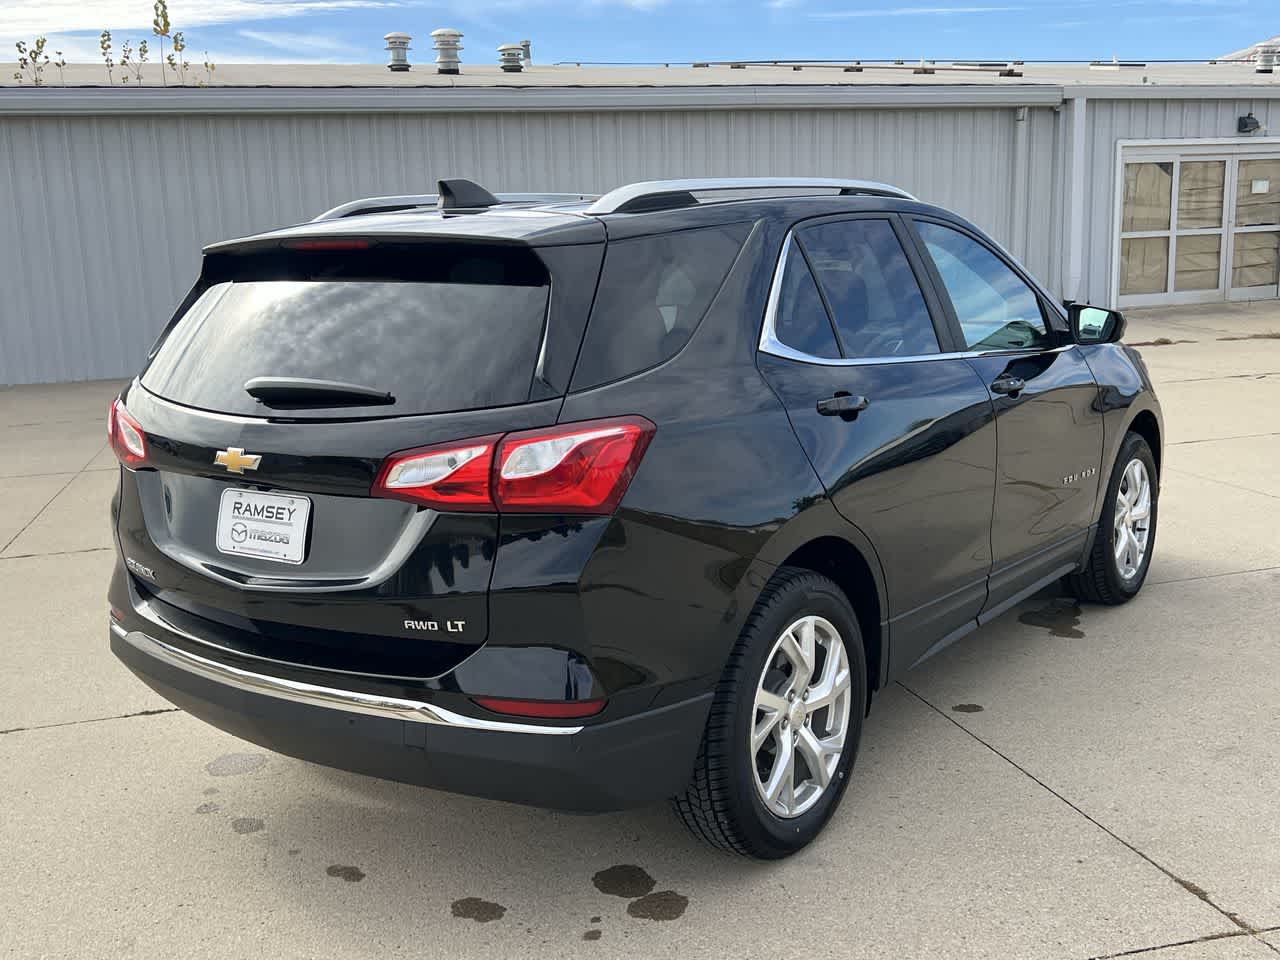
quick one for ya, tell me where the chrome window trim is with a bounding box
[112,622,584,735]
[759,228,1070,367]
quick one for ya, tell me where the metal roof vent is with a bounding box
[521,39,532,66]
[1257,45,1278,73]
[498,43,523,72]
[384,32,411,72]
[431,28,462,75]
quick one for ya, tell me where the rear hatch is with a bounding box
[114,221,603,680]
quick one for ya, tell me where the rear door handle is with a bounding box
[816,394,870,418]
[989,376,1026,397]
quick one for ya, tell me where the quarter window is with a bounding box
[772,242,841,359]
[797,219,939,359]
[916,221,1052,352]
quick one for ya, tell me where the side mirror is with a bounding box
[1067,303,1126,344]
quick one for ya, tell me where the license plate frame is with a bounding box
[214,488,311,565]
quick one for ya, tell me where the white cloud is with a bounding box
[811,5,1021,18]
[238,28,360,56]
[1,1,405,38]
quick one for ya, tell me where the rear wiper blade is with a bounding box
[244,376,395,406]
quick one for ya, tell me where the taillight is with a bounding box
[371,434,501,512]
[371,416,655,515]
[471,696,607,719]
[495,417,655,514]
[108,398,148,468]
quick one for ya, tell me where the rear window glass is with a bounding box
[142,244,550,418]
[571,222,752,389]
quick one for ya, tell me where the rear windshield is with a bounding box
[142,243,550,418]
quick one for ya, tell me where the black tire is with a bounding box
[672,567,867,859]
[1067,431,1158,605]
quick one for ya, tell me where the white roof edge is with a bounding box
[0,84,1067,116]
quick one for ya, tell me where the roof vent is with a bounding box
[1257,45,1278,73]
[521,39,532,66]
[431,28,462,75]
[498,43,523,72]
[384,32,411,72]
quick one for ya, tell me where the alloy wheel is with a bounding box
[1113,457,1152,580]
[750,615,853,819]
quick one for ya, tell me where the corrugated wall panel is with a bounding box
[1081,98,1280,305]
[1,105,1057,385]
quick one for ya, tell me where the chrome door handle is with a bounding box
[816,394,870,418]
[989,376,1026,397]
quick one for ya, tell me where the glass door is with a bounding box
[1118,158,1230,307]
[1227,157,1280,301]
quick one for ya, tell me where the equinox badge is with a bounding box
[214,447,262,474]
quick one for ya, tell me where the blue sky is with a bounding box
[2,1,1271,66]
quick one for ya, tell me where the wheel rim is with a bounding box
[750,615,852,819]
[1113,457,1152,580]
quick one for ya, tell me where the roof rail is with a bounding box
[312,191,598,222]
[584,177,917,215]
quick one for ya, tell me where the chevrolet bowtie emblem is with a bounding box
[214,447,262,474]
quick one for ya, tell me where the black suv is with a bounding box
[109,178,1162,858]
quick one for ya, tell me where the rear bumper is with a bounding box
[111,623,710,813]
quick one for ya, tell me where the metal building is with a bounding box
[1,59,1278,385]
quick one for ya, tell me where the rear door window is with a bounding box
[571,222,752,389]
[142,244,550,418]
[797,219,940,359]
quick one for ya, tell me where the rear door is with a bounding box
[116,236,600,679]
[757,214,997,673]
[906,217,1104,614]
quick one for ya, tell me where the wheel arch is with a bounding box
[1126,408,1162,477]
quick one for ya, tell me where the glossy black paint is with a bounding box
[109,191,1163,811]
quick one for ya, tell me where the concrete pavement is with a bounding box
[0,303,1277,959]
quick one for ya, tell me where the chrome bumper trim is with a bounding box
[112,622,583,736]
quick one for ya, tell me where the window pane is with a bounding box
[1120,237,1169,295]
[1177,161,1225,230]
[574,222,752,388]
[917,222,1051,352]
[797,220,939,359]
[1231,232,1280,289]
[1236,160,1280,227]
[1123,162,1173,232]
[1174,235,1221,292]
[773,243,841,359]
[143,245,552,418]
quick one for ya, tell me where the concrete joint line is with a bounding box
[897,682,1259,935]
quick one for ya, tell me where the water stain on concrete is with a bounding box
[589,916,601,924]
[583,930,602,941]
[951,703,984,714]
[202,788,219,796]
[205,753,268,777]
[451,897,506,922]
[194,802,219,814]
[287,849,301,856]
[627,890,689,921]
[231,817,264,835]
[592,864,656,899]
[1018,598,1085,639]
[326,865,366,883]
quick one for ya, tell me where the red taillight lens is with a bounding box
[372,417,655,515]
[495,416,655,514]
[371,435,500,511]
[471,696,607,719]
[108,398,148,467]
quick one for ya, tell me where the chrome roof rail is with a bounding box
[312,192,598,222]
[584,177,917,215]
